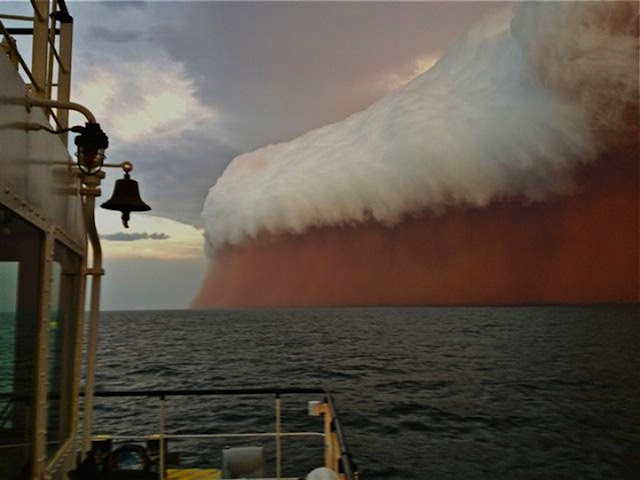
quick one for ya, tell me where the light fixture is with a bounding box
[73,122,109,175]
[101,161,151,228]
[35,122,151,227]
[22,120,109,175]
[1,95,150,227]
[20,121,150,227]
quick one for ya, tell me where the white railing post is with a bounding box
[275,394,282,480]
[159,396,166,480]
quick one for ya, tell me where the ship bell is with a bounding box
[101,172,151,228]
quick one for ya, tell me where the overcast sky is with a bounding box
[46,1,506,309]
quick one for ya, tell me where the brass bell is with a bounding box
[101,170,151,228]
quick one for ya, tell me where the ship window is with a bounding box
[46,242,81,460]
[0,262,19,429]
[0,208,43,480]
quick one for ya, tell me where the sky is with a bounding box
[44,0,506,310]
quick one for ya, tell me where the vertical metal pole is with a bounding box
[81,173,104,454]
[321,404,336,471]
[30,0,49,97]
[33,226,54,480]
[45,0,56,101]
[81,269,101,452]
[70,248,87,455]
[275,394,282,480]
[159,396,166,480]
[55,7,73,146]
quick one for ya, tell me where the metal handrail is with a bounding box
[83,388,359,480]
[0,0,73,138]
[89,387,325,397]
[0,21,42,90]
[104,432,324,440]
[326,392,359,480]
[0,14,35,22]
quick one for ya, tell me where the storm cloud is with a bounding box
[194,2,639,307]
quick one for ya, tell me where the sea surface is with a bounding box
[93,306,639,480]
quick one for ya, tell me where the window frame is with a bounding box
[0,200,87,480]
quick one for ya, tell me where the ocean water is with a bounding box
[93,306,640,479]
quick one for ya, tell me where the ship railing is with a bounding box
[0,0,74,144]
[87,387,359,480]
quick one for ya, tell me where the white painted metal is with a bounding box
[159,397,166,480]
[1,94,98,123]
[30,0,49,96]
[33,227,54,480]
[0,14,35,21]
[275,396,282,480]
[1,5,108,477]
[56,19,73,145]
[0,54,85,248]
[80,172,105,454]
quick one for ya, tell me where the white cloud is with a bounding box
[379,55,440,91]
[73,56,216,145]
[201,2,637,256]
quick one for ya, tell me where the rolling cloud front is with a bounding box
[41,1,635,308]
[69,2,504,228]
[194,2,639,307]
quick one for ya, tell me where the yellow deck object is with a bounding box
[166,468,222,480]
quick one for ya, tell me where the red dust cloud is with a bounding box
[193,2,639,307]
[193,148,638,307]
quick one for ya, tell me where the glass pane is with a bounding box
[46,243,81,460]
[0,262,18,428]
[0,209,42,480]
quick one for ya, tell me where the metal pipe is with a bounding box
[98,432,324,440]
[69,238,87,456]
[87,387,325,397]
[324,392,358,480]
[0,14,35,21]
[80,173,104,454]
[0,95,96,123]
[33,227,55,480]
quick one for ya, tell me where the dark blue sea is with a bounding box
[93,306,640,479]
